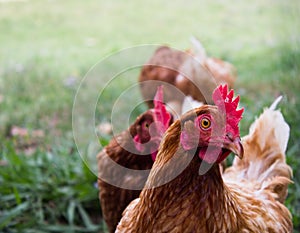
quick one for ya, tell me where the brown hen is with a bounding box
[139,38,237,117]
[116,85,292,233]
[97,87,172,233]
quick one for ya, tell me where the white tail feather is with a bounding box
[269,95,283,111]
[248,96,290,154]
[190,36,207,63]
[224,96,292,202]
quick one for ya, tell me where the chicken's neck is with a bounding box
[140,150,244,231]
[135,118,245,231]
[108,131,153,168]
[144,151,226,202]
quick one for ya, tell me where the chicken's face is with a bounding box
[132,86,172,161]
[180,85,244,164]
[132,112,154,146]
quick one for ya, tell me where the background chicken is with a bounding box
[138,38,237,116]
[116,85,292,233]
[97,87,172,233]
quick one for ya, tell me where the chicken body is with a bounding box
[139,46,189,112]
[97,112,154,233]
[117,158,291,232]
[116,90,292,232]
[139,39,236,116]
[97,87,172,233]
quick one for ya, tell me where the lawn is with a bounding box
[0,0,299,232]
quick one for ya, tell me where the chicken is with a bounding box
[116,85,293,233]
[138,38,237,117]
[97,86,172,233]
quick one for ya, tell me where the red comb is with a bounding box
[153,86,171,129]
[212,84,244,136]
[133,86,171,161]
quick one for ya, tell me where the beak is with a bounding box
[224,137,244,159]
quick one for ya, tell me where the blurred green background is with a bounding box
[0,0,299,232]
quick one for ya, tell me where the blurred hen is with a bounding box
[139,38,237,117]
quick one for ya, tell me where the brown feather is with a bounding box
[97,112,154,233]
[116,105,293,233]
[139,46,187,108]
[138,45,237,111]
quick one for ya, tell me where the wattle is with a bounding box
[198,147,231,164]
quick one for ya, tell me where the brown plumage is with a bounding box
[139,39,237,115]
[97,87,173,233]
[139,46,188,109]
[116,92,292,232]
[97,111,154,233]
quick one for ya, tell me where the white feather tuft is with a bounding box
[165,101,182,120]
[269,95,283,111]
[248,96,290,154]
[181,96,204,114]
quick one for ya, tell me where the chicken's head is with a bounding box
[180,84,244,164]
[131,86,172,161]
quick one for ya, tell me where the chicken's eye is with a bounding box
[200,117,211,130]
[144,122,150,129]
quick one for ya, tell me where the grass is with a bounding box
[0,0,299,232]
[0,142,103,232]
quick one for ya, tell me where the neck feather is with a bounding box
[137,119,245,231]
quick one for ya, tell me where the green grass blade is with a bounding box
[0,202,29,229]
